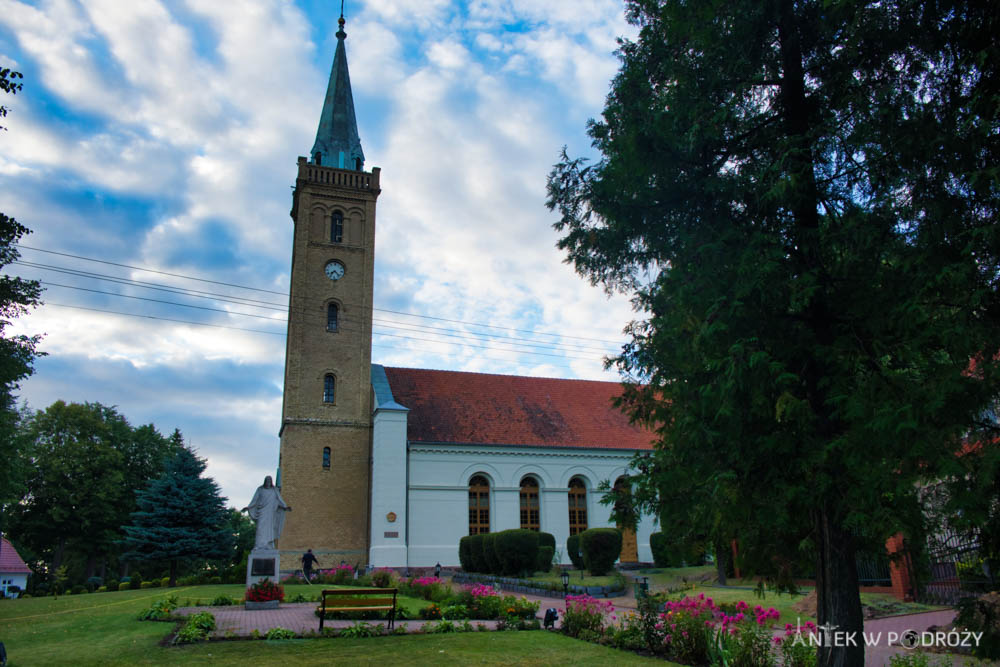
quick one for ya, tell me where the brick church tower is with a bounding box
[276,12,380,571]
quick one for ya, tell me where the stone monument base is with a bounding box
[245,547,280,588]
[245,600,280,610]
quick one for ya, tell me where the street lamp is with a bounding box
[434,562,442,578]
[561,569,569,598]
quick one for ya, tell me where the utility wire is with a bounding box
[20,261,618,353]
[15,244,626,345]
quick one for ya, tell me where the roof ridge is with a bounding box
[381,365,628,386]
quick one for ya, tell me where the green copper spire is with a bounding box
[310,11,364,170]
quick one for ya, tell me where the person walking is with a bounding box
[301,549,319,583]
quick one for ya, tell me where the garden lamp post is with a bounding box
[435,562,441,578]
[561,569,569,598]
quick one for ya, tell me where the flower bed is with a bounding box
[562,592,820,667]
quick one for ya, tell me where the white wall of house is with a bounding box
[1,573,27,598]
[402,442,656,568]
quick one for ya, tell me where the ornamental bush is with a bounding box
[118,582,130,592]
[459,536,474,572]
[482,533,502,575]
[650,532,671,567]
[160,577,170,588]
[245,578,284,603]
[567,534,584,569]
[495,529,540,576]
[580,528,622,576]
[130,574,143,590]
[466,533,485,572]
[536,546,555,573]
[538,531,555,550]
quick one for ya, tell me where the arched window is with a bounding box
[519,476,540,531]
[323,374,335,403]
[322,447,331,469]
[568,477,588,535]
[327,303,339,331]
[468,475,490,535]
[331,211,344,243]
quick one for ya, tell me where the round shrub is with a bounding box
[85,576,103,592]
[458,536,474,572]
[538,532,555,550]
[71,584,86,595]
[161,577,170,588]
[130,574,143,590]
[96,586,107,593]
[105,579,119,591]
[650,532,671,567]
[209,576,222,585]
[536,545,555,573]
[482,533,502,575]
[371,568,394,588]
[118,582,131,592]
[580,527,622,576]
[140,581,154,589]
[495,529,540,576]
[567,534,584,569]
[467,533,485,573]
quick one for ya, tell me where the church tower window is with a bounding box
[519,476,540,531]
[468,475,490,535]
[568,477,588,535]
[327,303,339,331]
[323,374,336,403]
[322,447,331,469]
[331,211,344,243]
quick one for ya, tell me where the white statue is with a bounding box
[241,475,292,550]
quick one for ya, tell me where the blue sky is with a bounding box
[0,0,638,506]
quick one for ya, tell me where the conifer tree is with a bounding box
[122,442,232,587]
[548,2,999,665]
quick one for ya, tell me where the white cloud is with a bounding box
[1,0,638,507]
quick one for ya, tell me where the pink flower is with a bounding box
[773,636,783,645]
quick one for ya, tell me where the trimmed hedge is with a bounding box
[459,535,474,572]
[650,532,671,568]
[495,529,540,576]
[580,527,622,576]
[536,545,555,573]
[538,532,555,550]
[567,534,584,569]
[483,533,501,575]
[468,533,485,572]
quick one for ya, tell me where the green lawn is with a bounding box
[0,586,672,666]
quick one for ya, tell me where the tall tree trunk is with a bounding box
[51,536,66,572]
[120,561,130,578]
[816,508,865,667]
[99,559,106,580]
[85,553,96,579]
[714,538,728,586]
[169,559,178,588]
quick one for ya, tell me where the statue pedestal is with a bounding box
[245,548,280,588]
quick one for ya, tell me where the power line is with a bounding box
[15,244,627,345]
[17,259,620,354]
[41,302,605,367]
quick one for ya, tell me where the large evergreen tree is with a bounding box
[547,2,999,665]
[122,443,232,587]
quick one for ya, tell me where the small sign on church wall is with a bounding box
[386,512,396,523]
[384,531,399,538]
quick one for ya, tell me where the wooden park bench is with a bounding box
[317,587,397,631]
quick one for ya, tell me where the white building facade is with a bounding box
[368,364,657,568]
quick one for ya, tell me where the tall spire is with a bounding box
[310,7,364,170]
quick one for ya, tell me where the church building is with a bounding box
[275,14,657,572]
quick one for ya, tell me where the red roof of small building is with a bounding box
[383,367,655,450]
[0,538,31,574]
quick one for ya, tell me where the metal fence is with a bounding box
[917,528,995,605]
[855,552,892,587]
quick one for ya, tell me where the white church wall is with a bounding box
[368,406,409,567]
[405,443,656,567]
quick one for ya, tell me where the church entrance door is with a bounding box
[620,526,638,562]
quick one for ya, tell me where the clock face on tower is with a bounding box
[324,260,345,281]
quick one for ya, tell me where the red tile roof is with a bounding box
[383,367,655,450]
[0,538,31,574]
